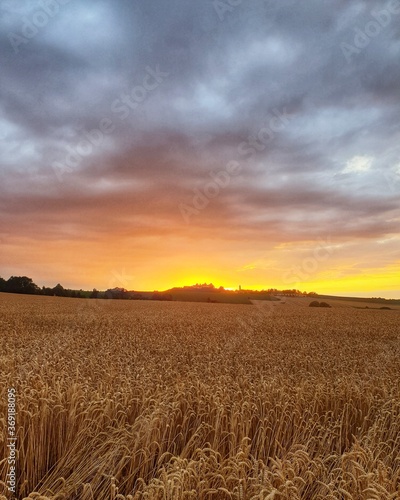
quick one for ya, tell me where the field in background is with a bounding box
[278,295,400,310]
[140,290,400,307]
[1,293,400,499]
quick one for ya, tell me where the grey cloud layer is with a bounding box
[1,0,399,243]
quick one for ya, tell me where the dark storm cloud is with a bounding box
[1,0,399,245]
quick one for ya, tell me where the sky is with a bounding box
[0,0,399,297]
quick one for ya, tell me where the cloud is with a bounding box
[0,0,399,294]
[342,155,374,173]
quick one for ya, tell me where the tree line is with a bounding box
[0,276,90,297]
[0,275,150,300]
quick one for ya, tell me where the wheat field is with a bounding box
[1,293,399,499]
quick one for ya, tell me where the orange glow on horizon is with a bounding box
[1,236,399,299]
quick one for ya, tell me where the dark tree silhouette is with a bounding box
[52,283,66,296]
[6,276,40,294]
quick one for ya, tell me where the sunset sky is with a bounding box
[1,0,399,297]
